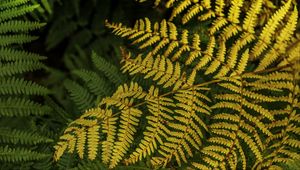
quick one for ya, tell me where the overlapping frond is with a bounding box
[107,18,252,78]
[55,1,300,169]
[251,0,292,60]
[55,83,148,168]
[106,18,202,65]
[0,98,50,117]
[0,146,49,162]
[54,108,107,161]
[252,70,300,169]
[64,79,95,111]
[0,0,51,167]
[0,77,49,95]
[124,86,175,165]
[151,86,211,167]
[190,72,294,169]
[72,69,112,97]
[136,0,217,24]
[91,52,126,86]
[0,128,53,144]
[121,52,185,90]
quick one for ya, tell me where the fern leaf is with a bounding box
[215,0,225,16]
[101,109,117,164]
[76,128,87,159]
[0,97,50,117]
[87,125,100,160]
[227,0,243,23]
[64,80,95,111]
[0,60,44,76]
[0,20,45,33]
[124,86,175,165]
[182,3,203,24]
[91,52,126,85]
[0,47,46,61]
[0,0,30,9]
[153,87,210,167]
[251,0,292,59]
[205,39,226,76]
[256,6,298,71]
[0,128,53,144]
[242,0,263,33]
[169,0,192,22]
[0,34,38,46]
[0,146,49,162]
[0,4,39,22]
[109,105,143,168]
[0,77,49,95]
[236,49,249,74]
[72,69,113,96]
[121,53,185,90]
[237,131,262,161]
[106,19,202,65]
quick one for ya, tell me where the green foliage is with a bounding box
[0,127,52,144]
[0,98,50,117]
[0,0,53,168]
[0,146,49,162]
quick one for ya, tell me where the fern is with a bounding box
[64,51,126,112]
[0,77,49,95]
[55,0,300,169]
[0,128,53,144]
[0,98,50,117]
[64,79,95,112]
[0,146,49,162]
[0,0,53,167]
[91,51,126,86]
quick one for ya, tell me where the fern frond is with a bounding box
[0,77,49,95]
[0,4,39,22]
[72,69,112,96]
[256,6,298,71]
[0,34,38,46]
[91,52,126,85]
[0,97,50,117]
[87,125,100,160]
[242,0,263,33]
[254,72,300,169]
[54,108,107,161]
[0,60,44,76]
[100,84,147,168]
[122,53,185,90]
[0,47,46,61]
[101,109,117,164]
[64,79,95,111]
[250,0,292,60]
[0,0,30,9]
[0,146,49,162]
[152,87,210,167]
[279,34,300,67]
[109,101,143,168]
[124,86,175,165]
[227,0,243,24]
[56,1,300,169]
[138,0,217,24]
[103,82,146,103]
[0,20,45,33]
[106,19,202,65]
[0,128,53,144]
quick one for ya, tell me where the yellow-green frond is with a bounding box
[250,0,292,60]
